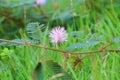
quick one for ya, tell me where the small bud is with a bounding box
[54,3,59,9]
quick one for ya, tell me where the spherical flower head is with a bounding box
[49,27,68,44]
[36,0,46,5]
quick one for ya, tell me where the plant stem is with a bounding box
[0,39,120,55]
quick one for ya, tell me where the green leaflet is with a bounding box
[66,39,100,50]
[26,22,45,40]
[114,36,120,43]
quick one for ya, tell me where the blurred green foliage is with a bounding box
[0,0,120,79]
[0,0,120,39]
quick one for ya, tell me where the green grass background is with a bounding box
[0,0,120,80]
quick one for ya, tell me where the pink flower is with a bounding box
[36,0,46,5]
[49,27,68,44]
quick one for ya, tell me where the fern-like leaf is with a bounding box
[86,39,100,47]
[69,31,83,37]
[26,22,45,40]
[66,42,86,50]
[0,39,38,46]
[45,60,72,80]
[66,40,100,50]
[114,36,120,43]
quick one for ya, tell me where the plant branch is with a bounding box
[0,39,120,55]
[0,39,67,53]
